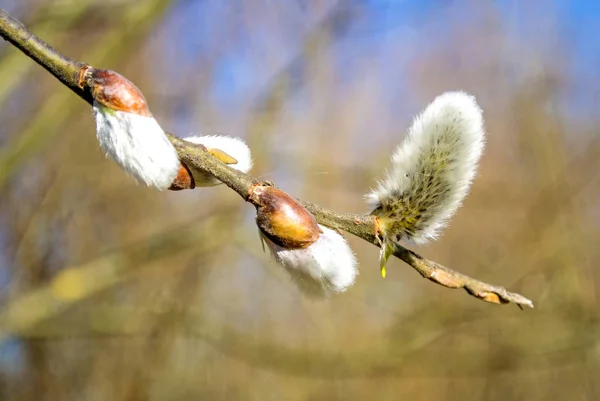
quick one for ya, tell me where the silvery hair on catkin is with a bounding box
[366,91,486,244]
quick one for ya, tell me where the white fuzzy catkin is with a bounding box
[94,103,180,190]
[262,225,358,297]
[184,135,253,186]
[367,91,486,244]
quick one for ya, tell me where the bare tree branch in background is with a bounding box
[0,7,533,315]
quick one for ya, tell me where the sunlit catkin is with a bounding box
[183,135,253,186]
[83,67,180,190]
[366,92,486,277]
[249,184,358,296]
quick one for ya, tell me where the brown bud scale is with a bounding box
[82,67,151,117]
[168,163,196,191]
[249,185,320,249]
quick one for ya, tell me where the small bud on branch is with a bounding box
[250,184,320,249]
[80,66,151,117]
[250,184,357,296]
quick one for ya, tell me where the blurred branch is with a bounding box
[6,304,593,379]
[0,304,488,378]
[0,212,230,343]
[0,8,533,308]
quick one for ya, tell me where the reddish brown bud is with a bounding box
[168,163,196,191]
[249,184,320,249]
[81,66,151,117]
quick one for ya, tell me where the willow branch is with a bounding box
[0,8,533,308]
[0,9,92,104]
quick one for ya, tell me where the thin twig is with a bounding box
[0,8,91,103]
[0,8,533,308]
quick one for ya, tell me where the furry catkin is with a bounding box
[366,92,485,275]
[262,225,358,297]
[183,135,253,186]
[94,103,180,190]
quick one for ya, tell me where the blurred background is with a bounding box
[0,0,599,400]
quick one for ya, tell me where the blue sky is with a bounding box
[155,0,600,123]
